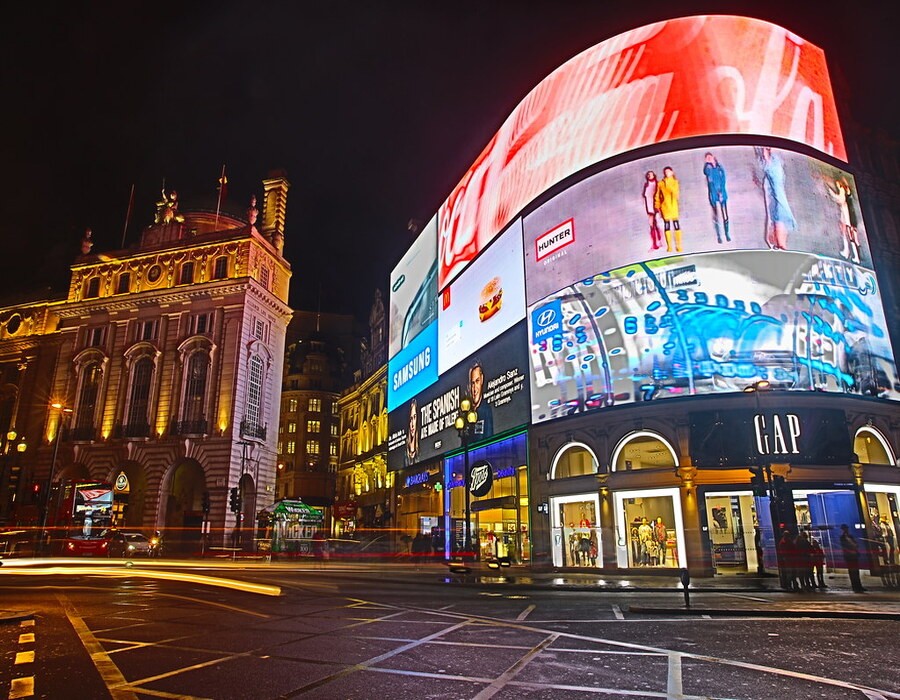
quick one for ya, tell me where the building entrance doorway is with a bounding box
[703,491,760,574]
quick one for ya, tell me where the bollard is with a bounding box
[679,567,691,608]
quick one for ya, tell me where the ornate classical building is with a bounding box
[0,173,293,548]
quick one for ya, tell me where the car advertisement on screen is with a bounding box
[389,215,438,360]
[523,145,872,306]
[438,15,845,290]
[527,250,899,423]
[388,322,530,471]
[387,322,439,412]
[438,218,526,375]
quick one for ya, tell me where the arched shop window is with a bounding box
[610,431,677,472]
[550,443,598,479]
[854,427,895,465]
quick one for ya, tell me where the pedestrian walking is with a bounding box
[795,531,815,591]
[776,530,799,591]
[840,524,866,593]
[810,536,827,589]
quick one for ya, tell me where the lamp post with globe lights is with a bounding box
[454,396,478,560]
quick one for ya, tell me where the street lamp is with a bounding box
[454,396,478,560]
[40,403,73,552]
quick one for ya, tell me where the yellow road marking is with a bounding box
[8,677,34,699]
[14,651,34,665]
[17,634,34,644]
[18,620,34,628]
[56,594,138,700]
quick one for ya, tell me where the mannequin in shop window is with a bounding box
[579,512,592,528]
[879,516,895,564]
[654,517,668,566]
[579,535,591,566]
[568,525,580,566]
[638,517,654,566]
[630,518,642,565]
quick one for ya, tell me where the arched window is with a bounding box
[180,262,194,285]
[74,361,102,439]
[610,431,678,472]
[854,427,895,465]
[181,352,209,432]
[125,357,153,436]
[550,442,599,479]
[213,256,228,280]
[85,277,101,299]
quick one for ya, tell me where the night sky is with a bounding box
[1,1,897,321]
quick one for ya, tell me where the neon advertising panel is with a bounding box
[528,251,899,423]
[438,218,526,375]
[388,322,530,471]
[523,145,872,306]
[438,15,846,290]
[389,215,438,359]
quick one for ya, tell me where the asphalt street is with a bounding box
[1,561,899,700]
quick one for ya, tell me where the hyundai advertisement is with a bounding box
[528,251,899,423]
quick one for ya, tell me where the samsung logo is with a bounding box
[535,219,574,261]
[392,346,432,391]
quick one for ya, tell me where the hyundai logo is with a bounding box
[536,308,557,327]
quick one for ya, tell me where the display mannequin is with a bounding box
[654,517,668,565]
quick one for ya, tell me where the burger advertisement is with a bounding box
[437,218,526,375]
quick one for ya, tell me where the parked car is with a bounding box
[105,530,152,557]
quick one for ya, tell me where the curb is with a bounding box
[627,606,900,620]
[0,610,35,624]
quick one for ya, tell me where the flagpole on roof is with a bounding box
[120,183,135,248]
[214,164,227,231]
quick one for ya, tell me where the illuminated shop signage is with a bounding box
[523,145,873,306]
[446,433,527,490]
[469,460,494,498]
[438,15,845,290]
[689,408,854,467]
[404,469,439,488]
[753,413,801,456]
[388,325,530,471]
[528,251,899,423]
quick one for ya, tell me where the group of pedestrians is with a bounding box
[776,529,827,592]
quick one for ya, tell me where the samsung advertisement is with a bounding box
[389,215,438,360]
[527,250,899,423]
[388,322,531,471]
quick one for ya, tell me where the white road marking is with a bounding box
[612,604,625,620]
[667,653,683,700]
[516,604,536,621]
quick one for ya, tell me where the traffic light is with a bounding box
[201,491,211,514]
[749,466,766,498]
[229,487,241,513]
[31,482,42,502]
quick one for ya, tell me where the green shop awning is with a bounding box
[265,499,324,522]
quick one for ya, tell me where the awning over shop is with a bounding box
[264,499,324,522]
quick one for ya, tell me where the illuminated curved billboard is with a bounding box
[527,251,899,423]
[523,145,871,305]
[438,15,846,290]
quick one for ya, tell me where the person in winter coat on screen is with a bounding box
[654,166,682,252]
